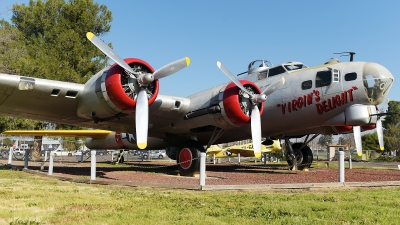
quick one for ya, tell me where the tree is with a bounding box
[382,101,400,156]
[318,135,333,148]
[0,0,113,159]
[384,124,400,156]
[382,101,400,128]
[361,132,379,150]
[338,134,355,150]
[10,0,112,82]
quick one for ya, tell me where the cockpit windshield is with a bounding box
[284,64,307,71]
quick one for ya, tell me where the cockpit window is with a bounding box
[284,64,307,71]
[258,70,268,80]
[302,80,312,90]
[345,72,357,81]
[268,66,286,77]
[315,71,332,87]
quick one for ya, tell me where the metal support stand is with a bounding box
[285,137,298,170]
[213,153,216,164]
[338,150,345,182]
[263,154,267,167]
[199,152,206,186]
[48,151,54,176]
[7,147,13,166]
[91,150,96,180]
[349,154,352,169]
[24,149,29,169]
[238,153,241,166]
[44,151,48,162]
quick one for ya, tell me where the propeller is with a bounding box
[352,99,389,157]
[87,32,190,149]
[217,61,285,158]
[376,98,389,151]
[353,126,362,156]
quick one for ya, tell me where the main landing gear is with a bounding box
[285,136,314,170]
[176,140,205,176]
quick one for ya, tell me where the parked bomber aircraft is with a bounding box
[0,32,394,176]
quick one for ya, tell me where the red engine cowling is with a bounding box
[331,124,376,134]
[105,58,159,112]
[221,80,264,126]
[77,58,160,120]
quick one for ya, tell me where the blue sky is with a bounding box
[2,0,400,103]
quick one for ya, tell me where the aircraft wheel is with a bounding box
[177,141,204,176]
[287,143,313,170]
[68,153,72,157]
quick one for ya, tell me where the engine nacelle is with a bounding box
[182,80,264,131]
[220,80,264,126]
[77,58,159,122]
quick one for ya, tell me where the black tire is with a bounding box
[158,155,163,159]
[68,153,72,157]
[176,140,204,176]
[287,143,313,170]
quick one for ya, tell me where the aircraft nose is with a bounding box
[362,62,394,105]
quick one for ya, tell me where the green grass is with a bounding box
[1,168,400,224]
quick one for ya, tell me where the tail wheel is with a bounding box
[178,140,207,177]
[287,143,313,170]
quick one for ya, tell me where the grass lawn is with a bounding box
[1,167,400,225]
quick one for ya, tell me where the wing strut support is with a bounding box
[285,136,298,170]
[205,127,226,151]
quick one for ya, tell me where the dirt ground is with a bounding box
[3,159,400,188]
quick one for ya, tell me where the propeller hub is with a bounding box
[255,94,267,103]
[139,74,154,86]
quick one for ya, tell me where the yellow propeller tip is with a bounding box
[137,143,147,149]
[86,32,94,40]
[185,57,190,66]
[254,152,261,158]
[216,61,221,68]
[380,147,384,151]
[357,152,362,156]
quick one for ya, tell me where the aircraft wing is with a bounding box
[0,73,91,126]
[0,73,190,138]
[3,129,112,138]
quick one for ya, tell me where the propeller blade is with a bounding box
[376,119,384,150]
[380,98,390,113]
[262,77,285,96]
[217,61,253,96]
[251,106,262,158]
[353,126,362,156]
[153,57,191,80]
[135,89,148,149]
[86,32,138,77]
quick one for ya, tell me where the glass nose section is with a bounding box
[363,62,394,105]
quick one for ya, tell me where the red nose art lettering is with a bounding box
[277,87,356,115]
